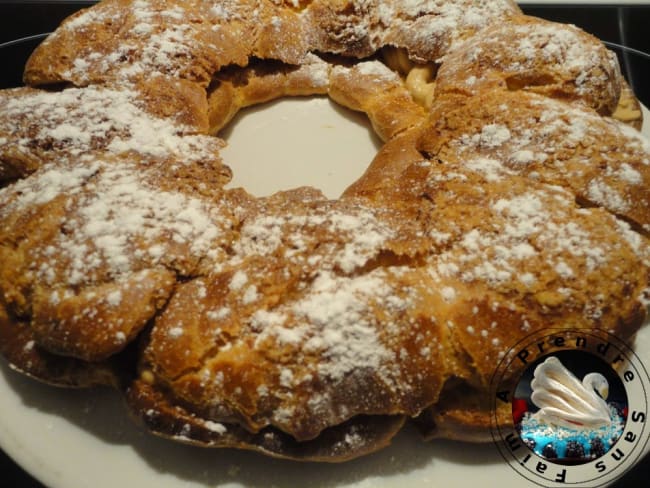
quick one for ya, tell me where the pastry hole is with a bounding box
[219,96,382,198]
[382,47,438,108]
[381,46,414,76]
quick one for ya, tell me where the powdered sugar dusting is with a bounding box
[331,59,400,84]
[293,271,396,381]
[429,181,615,289]
[0,163,99,215]
[62,1,200,81]
[506,22,617,81]
[587,179,630,213]
[461,124,511,149]
[354,60,401,82]
[299,53,331,87]
[254,270,398,383]
[63,3,117,31]
[433,93,650,225]
[3,160,229,286]
[376,0,520,60]
[436,15,622,115]
[234,206,394,274]
[1,85,221,164]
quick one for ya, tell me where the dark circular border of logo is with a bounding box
[489,328,649,487]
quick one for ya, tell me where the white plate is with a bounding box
[1,99,650,488]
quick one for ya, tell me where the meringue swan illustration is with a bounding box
[530,356,612,429]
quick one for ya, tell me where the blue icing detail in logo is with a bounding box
[518,404,625,461]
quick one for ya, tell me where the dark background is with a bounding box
[1,1,650,486]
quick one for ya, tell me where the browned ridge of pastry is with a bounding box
[1,0,649,462]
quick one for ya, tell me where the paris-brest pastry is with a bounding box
[1,0,649,461]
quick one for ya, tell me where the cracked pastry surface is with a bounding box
[1,0,649,462]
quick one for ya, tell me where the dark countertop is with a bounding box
[1,2,650,487]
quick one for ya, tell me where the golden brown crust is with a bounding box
[132,161,649,444]
[0,298,120,388]
[207,55,330,134]
[0,78,228,185]
[0,0,649,463]
[328,59,427,141]
[207,54,425,141]
[434,15,623,116]
[24,0,306,87]
[127,378,407,462]
[31,269,177,361]
[342,127,425,198]
[24,0,522,87]
[414,387,512,443]
[374,0,523,63]
[0,159,247,361]
[417,89,650,230]
[137,191,442,441]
